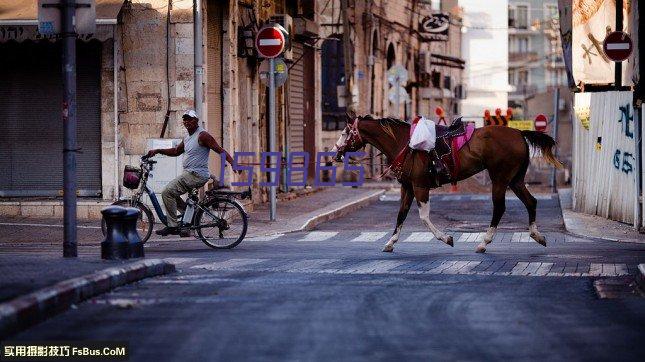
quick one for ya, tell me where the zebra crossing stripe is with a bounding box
[184,258,632,278]
[164,257,198,266]
[298,231,338,242]
[246,234,284,242]
[403,232,434,243]
[348,260,408,274]
[191,258,266,271]
[351,232,388,242]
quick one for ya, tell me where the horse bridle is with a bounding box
[335,118,363,153]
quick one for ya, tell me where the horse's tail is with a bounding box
[521,130,564,169]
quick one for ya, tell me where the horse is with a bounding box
[331,114,563,253]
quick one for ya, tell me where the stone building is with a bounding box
[319,0,465,177]
[0,0,323,217]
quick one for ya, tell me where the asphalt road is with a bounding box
[10,194,645,361]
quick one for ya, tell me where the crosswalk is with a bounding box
[245,231,579,244]
[379,194,555,202]
[179,258,632,278]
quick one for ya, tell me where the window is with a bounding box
[516,5,528,29]
[508,6,516,27]
[545,4,558,20]
[509,70,516,85]
[518,70,528,85]
[518,36,529,52]
[431,71,441,88]
[443,75,451,90]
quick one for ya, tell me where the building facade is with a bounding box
[458,0,510,124]
[0,0,323,217]
[319,0,465,177]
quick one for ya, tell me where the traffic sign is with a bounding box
[255,25,286,59]
[388,86,409,104]
[259,58,288,87]
[603,31,633,62]
[387,65,408,86]
[534,114,548,132]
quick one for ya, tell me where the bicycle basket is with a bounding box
[123,165,142,190]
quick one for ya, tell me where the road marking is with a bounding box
[246,234,284,242]
[187,258,635,278]
[298,231,338,241]
[346,260,408,274]
[351,232,388,242]
[511,232,531,243]
[403,232,434,242]
[457,233,484,243]
[192,258,266,271]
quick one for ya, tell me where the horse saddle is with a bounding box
[430,117,467,186]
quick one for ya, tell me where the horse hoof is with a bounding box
[531,233,547,247]
[382,245,394,253]
[444,235,454,247]
[475,245,486,253]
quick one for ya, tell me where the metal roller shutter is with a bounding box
[287,42,305,185]
[0,40,102,197]
[206,0,224,176]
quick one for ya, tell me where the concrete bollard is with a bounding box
[123,207,144,258]
[101,206,129,260]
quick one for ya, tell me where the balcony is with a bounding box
[509,51,539,63]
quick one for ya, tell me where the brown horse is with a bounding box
[332,114,563,253]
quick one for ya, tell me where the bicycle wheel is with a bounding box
[101,200,155,243]
[194,198,248,249]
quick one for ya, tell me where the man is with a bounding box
[146,110,235,236]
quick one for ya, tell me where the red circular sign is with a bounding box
[603,31,633,62]
[255,26,285,58]
[534,114,548,132]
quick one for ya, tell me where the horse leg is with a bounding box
[510,182,546,247]
[414,186,454,247]
[476,181,507,253]
[383,183,414,252]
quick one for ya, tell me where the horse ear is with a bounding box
[345,110,357,120]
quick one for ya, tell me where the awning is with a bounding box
[0,0,125,42]
[0,0,125,25]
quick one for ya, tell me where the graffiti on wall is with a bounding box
[613,104,635,175]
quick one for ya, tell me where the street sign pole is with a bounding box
[62,0,78,257]
[551,87,560,194]
[268,57,277,221]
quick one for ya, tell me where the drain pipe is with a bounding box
[194,0,204,121]
[113,25,120,200]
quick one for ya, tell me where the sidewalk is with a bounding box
[245,186,387,237]
[558,188,644,244]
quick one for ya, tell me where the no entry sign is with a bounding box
[255,25,286,58]
[603,31,633,62]
[534,114,548,132]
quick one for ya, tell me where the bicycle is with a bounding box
[101,156,250,249]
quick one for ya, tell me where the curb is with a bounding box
[0,259,175,339]
[299,189,386,231]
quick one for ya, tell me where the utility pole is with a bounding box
[62,0,78,257]
[340,0,354,112]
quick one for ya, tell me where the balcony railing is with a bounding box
[509,51,539,63]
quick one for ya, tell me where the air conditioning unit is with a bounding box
[270,14,293,61]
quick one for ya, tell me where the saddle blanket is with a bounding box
[409,116,436,152]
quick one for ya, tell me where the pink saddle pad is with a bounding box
[452,124,475,152]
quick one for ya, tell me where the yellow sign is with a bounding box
[508,120,534,131]
[575,106,590,130]
[275,62,286,73]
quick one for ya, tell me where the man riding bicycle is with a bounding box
[146,110,235,237]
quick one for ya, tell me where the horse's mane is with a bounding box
[359,115,409,141]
